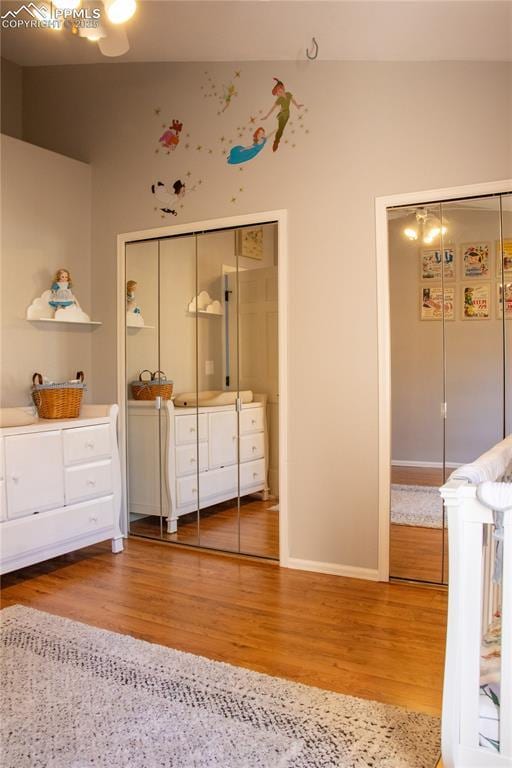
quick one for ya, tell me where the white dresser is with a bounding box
[0,405,123,575]
[128,397,268,532]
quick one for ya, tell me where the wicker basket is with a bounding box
[32,371,85,419]
[131,370,174,401]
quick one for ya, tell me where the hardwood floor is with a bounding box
[130,496,279,559]
[390,465,448,584]
[0,538,447,717]
[391,466,445,486]
[132,464,450,583]
[390,524,449,583]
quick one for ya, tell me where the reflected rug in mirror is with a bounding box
[391,484,446,528]
[0,605,440,768]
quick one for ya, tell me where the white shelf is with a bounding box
[28,318,102,327]
[127,324,155,330]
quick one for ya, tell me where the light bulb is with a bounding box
[441,226,447,235]
[429,227,441,239]
[52,0,81,9]
[404,228,418,241]
[104,0,136,24]
[79,24,106,41]
[423,234,434,245]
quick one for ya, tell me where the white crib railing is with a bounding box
[441,479,511,768]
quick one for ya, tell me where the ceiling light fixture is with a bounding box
[52,0,135,55]
[104,0,136,24]
[78,24,107,43]
[403,208,448,245]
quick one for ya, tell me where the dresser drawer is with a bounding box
[176,466,238,506]
[175,414,207,445]
[176,474,199,506]
[176,443,208,477]
[65,460,113,504]
[240,433,265,463]
[240,458,266,489]
[63,424,111,465]
[0,438,4,480]
[5,431,64,519]
[239,407,264,435]
[0,496,115,562]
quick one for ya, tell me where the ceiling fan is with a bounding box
[51,0,136,57]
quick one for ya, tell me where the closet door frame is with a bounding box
[375,179,512,582]
[116,210,289,565]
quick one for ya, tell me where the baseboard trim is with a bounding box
[392,460,462,469]
[284,557,379,581]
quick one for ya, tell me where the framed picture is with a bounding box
[420,285,455,320]
[420,248,455,280]
[497,282,512,318]
[462,242,490,279]
[462,283,490,320]
[236,226,263,260]
[496,238,512,278]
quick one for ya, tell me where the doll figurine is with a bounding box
[49,268,77,309]
[126,280,141,314]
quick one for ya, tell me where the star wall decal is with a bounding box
[234,71,241,78]
[154,107,161,115]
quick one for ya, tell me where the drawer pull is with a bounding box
[251,419,256,425]
[189,426,196,433]
[253,472,258,479]
[85,441,95,449]
[86,479,96,487]
[192,487,197,494]
[190,457,196,464]
[11,474,21,484]
[252,445,257,452]
[89,515,98,523]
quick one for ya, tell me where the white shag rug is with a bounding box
[0,605,440,768]
[391,484,446,528]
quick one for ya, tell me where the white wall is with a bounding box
[19,60,512,574]
[0,136,93,407]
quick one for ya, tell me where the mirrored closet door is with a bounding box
[388,192,511,584]
[125,222,279,559]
